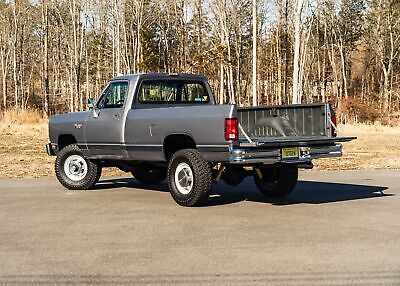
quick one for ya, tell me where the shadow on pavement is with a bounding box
[94,177,391,206]
[206,180,390,206]
[95,178,169,193]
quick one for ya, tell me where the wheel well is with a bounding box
[163,134,196,161]
[58,134,77,150]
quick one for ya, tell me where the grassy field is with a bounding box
[0,110,399,178]
[313,124,400,170]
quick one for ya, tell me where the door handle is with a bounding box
[149,124,157,136]
[113,114,120,119]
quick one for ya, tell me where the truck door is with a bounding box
[84,81,128,158]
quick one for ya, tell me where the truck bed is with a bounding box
[237,103,355,147]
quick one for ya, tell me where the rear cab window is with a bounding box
[138,80,210,104]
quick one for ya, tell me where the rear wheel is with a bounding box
[222,166,247,186]
[55,144,102,190]
[254,165,298,197]
[168,149,212,207]
[131,165,167,184]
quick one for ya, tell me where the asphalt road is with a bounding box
[0,170,399,285]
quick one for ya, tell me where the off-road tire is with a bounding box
[168,149,212,207]
[254,165,298,197]
[222,166,246,186]
[131,165,167,184]
[55,144,102,190]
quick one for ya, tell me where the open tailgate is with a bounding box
[237,103,356,148]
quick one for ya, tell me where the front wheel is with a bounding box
[254,165,298,197]
[168,149,212,207]
[55,144,102,190]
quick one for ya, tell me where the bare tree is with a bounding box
[0,0,398,123]
[42,0,50,116]
[0,3,11,109]
[252,0,258,106]
[367,0,400,114]
[12,1,19,110]
[210,0,235,104]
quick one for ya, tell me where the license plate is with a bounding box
[282,147,299,159]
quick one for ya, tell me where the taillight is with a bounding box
[225,118,238,141]
[331,114,337,137]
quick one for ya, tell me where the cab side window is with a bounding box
[97,82,128,109]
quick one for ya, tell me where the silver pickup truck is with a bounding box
[46,73,355,206]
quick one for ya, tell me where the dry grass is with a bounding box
[0,110,399,178]
[313,124,400,170]
[0,122,54,178]
[0,121,125,178]
[0,110,51,178]
[0,109,47,125]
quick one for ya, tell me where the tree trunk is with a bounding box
[338,39,348,99]
[276,29,282,105]
[382,68,390,114]
[283,0,289,104]
[292,0,304,104]
[12,2,19,110]
[42,0,50,116]
[252,0,257,106]
[0,49,8,109]
[115,0,121,75]
[219,63,224,104]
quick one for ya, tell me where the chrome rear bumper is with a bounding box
[229,144,343,164]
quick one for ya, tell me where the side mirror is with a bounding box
[88,98,96,110]
[88,98,99,118]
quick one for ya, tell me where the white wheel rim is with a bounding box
[64,155,88,181]
[174,162,194,195]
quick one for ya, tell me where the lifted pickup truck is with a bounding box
[46,73,355,206]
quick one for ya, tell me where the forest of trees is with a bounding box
[0,0,399,123]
